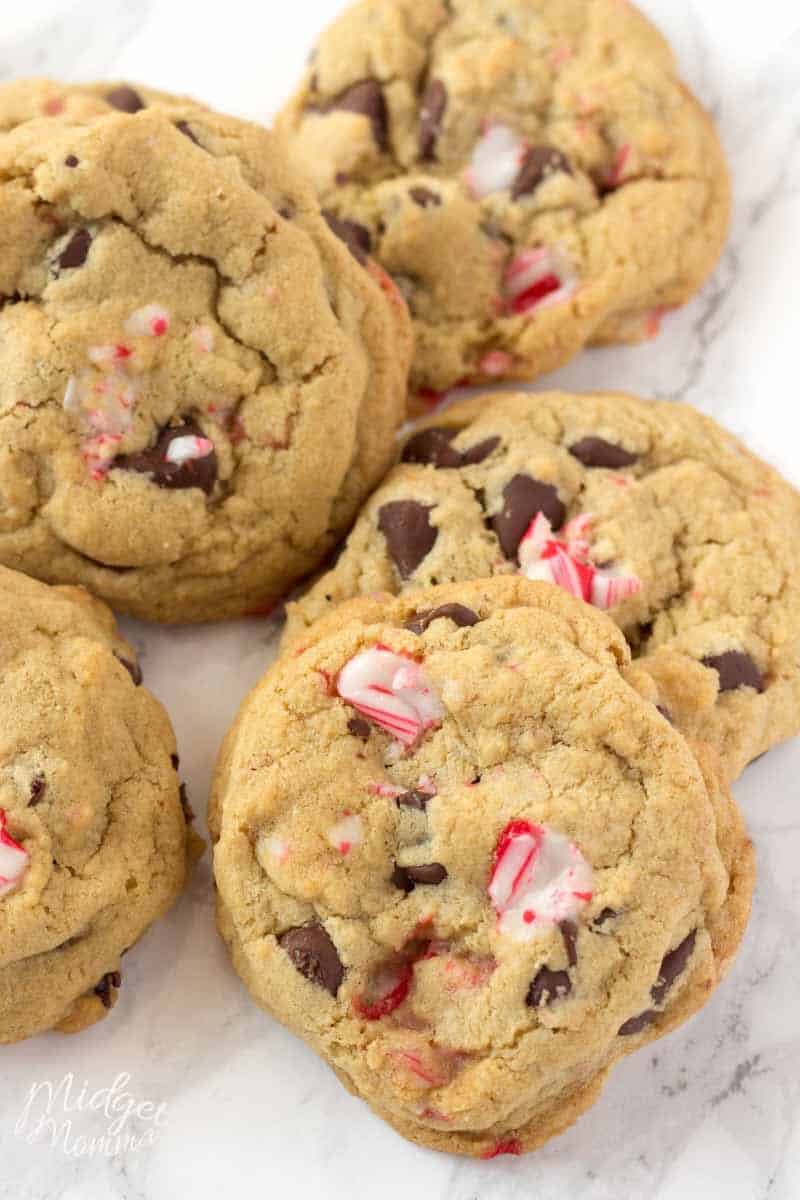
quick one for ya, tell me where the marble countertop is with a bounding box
[2,2,799,1197]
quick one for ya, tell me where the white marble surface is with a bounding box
[2,2,800,1197]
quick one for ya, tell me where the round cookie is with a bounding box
[285,390,800,781]
[0,565,199,1043]
[212,577,754,1158]
[0,79,411,622]
[278,0,730,397]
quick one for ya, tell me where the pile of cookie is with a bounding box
[0,0,797,1161]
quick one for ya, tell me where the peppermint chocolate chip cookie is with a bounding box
[278,0,730,396]
[0,566,199,1043]
[285,391,800,781]
[0,80,411,622]
[212,578,753,1158]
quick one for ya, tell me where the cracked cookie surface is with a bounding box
[285,390,800,781]
[0,566,198,1043]
[278,0,730,396]
[212,577,753,1157]
[0,79,411,621]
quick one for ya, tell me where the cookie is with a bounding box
[0,80,411,622]
[278,0,730,396]
[211,577,754,1158]
[0,566,199,1043]
[284,390,800,781]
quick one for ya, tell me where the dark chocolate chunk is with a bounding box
[116,654,143,686]
[279,922,344,996]
[114,420,218,495]
[347,716,372,741]
[591,907,618,929]
[651,930,696,1006]
[460,436,501,466]
[179,783,195,824]
[402,427,462,469]
[57,229,92,271]
[409,186,442,208]
[512,146,572,199]
[105,86,145,113]
[419,79,448,160]
[94,971,122,1009]
[491,474,565,558]
[170,753,180,770]
[406,603,480,635]
[569,437,639,469]
[526,966,571,1008]
[618,1009,656,1036]
[391,862,447,891]
[396,790,431,811]
[176,119,200,146]
[322,211,372,265]
[391,864,416,893]
[29,775,46,806]
[329,79,388,151]
[560,920,578,967]
[377,500,437,578]
[64,154,79,168]
[702,651,765,694]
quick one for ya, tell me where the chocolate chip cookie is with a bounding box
[0,80,411,621]
[285,390,800,781]
[0,566,199,1043]
[212,577,754,1157]
[278,0,730,397]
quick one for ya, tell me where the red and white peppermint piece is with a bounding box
[488,819,592,941]
[190,324,215,353]
[337,647,443,748]
[503,247,578,316]
[124,304,170,338]
[265,835,290,864]
[518,513,641,610]
[0,809,29,899]
[479,350,515,377]
[64,367,137,479]
[164,434,215,466]
[466,123,527,198]
[327,813,363,856]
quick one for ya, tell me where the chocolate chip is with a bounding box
[409,186,442,208]
[406,603,480,635]
[655,704,673,724]
[116,654,142,686]
[57,229,92,271]
[29,775,46,806]
[419,79,447,160]
[176,120,200,145]
[618,1009,656,1036]
[392,862,447,892]
[391,864,416,893]
[396,790,431,811]
[329,80,388,151]
[569,437,639,469]
[491,475,565,558]
[512,146,572,199]
[105,86,145,113]
[377,500,437,578]
[591,907,618,929]
[460,436,501,466]
[279,923,344,996]
[526,966,571,1008]
[322,211,372,265]
[94,971,122,1009]
[651,930,696,1006]
[64,155,79,168]
[560,920,578,967]
[347,716,372,741]
[402,427,462,469]
[179,783,195,824]
[702,651,765,694]
[170,753,180,770]
[115,420,218,495]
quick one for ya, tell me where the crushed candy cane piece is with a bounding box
[466,123,527,199]
[503,247,578,316]
[479,350,515,377]
[605,143,631,190]
[63,367,137,479]
[164,434,215,466]
[488,819,593,941]
[354,961,413,1020]
[518,512,641,610]
[337,647,444,748]
[481,1139,523,1159]
[124,304,171,338]
[191,324,215,353]
[327,813,363,856]
[0,809,29,899]
[265,836,290,864]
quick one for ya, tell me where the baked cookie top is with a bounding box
[285,390,800,781]
[0,566,192,1043]
[0,80,411,622]
[278,0,730,395]
[212,578,753,1157]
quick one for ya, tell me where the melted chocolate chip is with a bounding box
[402,427,462,468]
[460,436,501,466]
[512,146,572,199]
[170,753,180,770]
[406,603,480,635]
[329,80,388,151]
[322,211,372,265]
[115,421,218,495]
[57,229,92,271]
[560,920,578,967]
[377,500,437,578]
[655,704,673,724]
[116,654,143,686]
[526,966,571,1008]
[279,922,344,996]
[591,907,618,929]
[64,155,79,168]
[179,783,195,824]
[347,716,372,741]
[94,971,122,1009]
[176,119,200,145]
[619,929,697,1035]
[396,790,431,811]
[491,474,565,558]
[409,186,442,208]
[391,864,416,893]
[569,437,639,469]
[702,651,765,694]
[392,862,447,891]
[105,86,145,113]
[419,79,448,160]
[29,775,46,806]
[618,1009,656,1036]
